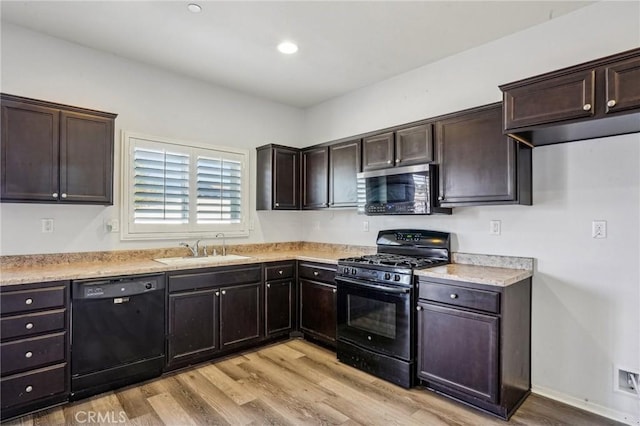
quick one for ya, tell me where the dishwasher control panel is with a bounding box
[73,275,164,300]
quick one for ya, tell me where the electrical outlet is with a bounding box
[363,221,369,232]
[41,218,54,233]
[489,220,501,236]
[614,366,640,397]
[592,220,607,239]
[104,219,119,233]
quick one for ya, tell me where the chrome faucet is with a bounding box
[215,233,226,256]
[179,240,201,257]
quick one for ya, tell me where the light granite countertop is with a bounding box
[0,245,533,287]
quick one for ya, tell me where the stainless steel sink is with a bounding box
[153,254,252,266]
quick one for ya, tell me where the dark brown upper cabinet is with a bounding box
[329,139,361,208]
[362,124,433,171]
[436,103,531,207]
[1,94,116,205]
[302,146,329,209]
[501,47,640,146]
[256,144,300,210]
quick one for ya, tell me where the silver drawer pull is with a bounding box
[278,270,283,275]
[25,351,33,358]
[313,271,319,276]
[52,193,58,198]
[61,193,68,199]
[607,99,616,108]
[215,291,219,296]
[25,298,33,305]
[450,294,458,299]
[416,306,423,311]
[221,290,226,295]
[25,385,33,393]
[332,288,337,293]
[583,103,592,111]
[25,323,34,330]
[267,283,271,288]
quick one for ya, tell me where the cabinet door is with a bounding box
[265,279,294,336]
[219,282,262,348]
[329,139,361,207]
[503,69,595,130]
[605,56,640,114]
[168,289,218,365]
[417,302,499,404]
[1,100,60,202]
[436,105,517,206]
[299,279,336,344]
[302,147,329,209]
[273,147,300,209]
[60,111,113,204]
[396,124,433,166]
[362,132,394,171]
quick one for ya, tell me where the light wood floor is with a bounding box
[5,339,621,425]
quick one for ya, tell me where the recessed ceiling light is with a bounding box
[277,41,298,55]
[187,3,202,13]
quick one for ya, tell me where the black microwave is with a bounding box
[357,164,451,215]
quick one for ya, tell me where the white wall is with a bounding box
[303,1,640,423]
[0,23,306,255]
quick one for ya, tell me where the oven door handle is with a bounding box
[336,276,411,294]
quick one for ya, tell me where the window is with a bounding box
[121,132,249,240]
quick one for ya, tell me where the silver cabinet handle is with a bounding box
[416,306,422,311]
[332,288,337,293]
[52,193,58,198]
[607,100,616,107]
[278,270,283,275]
[450,294,458,299]
[25,351,33,358]
[61,193,67,199]
[267,283,271,288]
[215,291,219,296]
[386,160,392,164]
[396,159,400,163]
[25,298,33,305]
[583,103,592,111]
[438,196,444,201]
[313,271,319,276]
[221,290,226,295]
[275,202,280,207]
[25,323,34,330]
[25,386,33,393]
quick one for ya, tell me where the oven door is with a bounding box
[336,276,413,361]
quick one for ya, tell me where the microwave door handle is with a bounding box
[336,277,410,294]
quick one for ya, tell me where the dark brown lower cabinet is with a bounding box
[0,281,70,421]
[168,289,219,365]
[416,277,531,420]
[220,282,262,349]
[299,278,337,346]
[166,265,263,370]
[266,279,294,337]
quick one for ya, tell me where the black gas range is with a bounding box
[336,229,451,388]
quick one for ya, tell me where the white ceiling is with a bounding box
[1,1,594,108]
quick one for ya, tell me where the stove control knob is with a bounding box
[351,268,357,275]
[394,274,401,281]
[384,273,391,280]
[343,267,350,274]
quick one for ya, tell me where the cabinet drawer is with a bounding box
[1,332,66,376]
[1,286,66,315]
[1,363,67,408]
[1,309,66,341]
[419,282,500,314]
[298,263,336,283]
[169,265,262,293]
[265,263,295,281]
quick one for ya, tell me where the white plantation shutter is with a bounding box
[122,133,249,239]
[133,148,189,224]
[197,156,242,224]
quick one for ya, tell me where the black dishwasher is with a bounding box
[71,274,165,400]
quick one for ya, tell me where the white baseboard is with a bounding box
[532,385,640,426]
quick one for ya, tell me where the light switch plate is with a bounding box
[592,220,606,239]
[41,218,54,233]
[489,220,501,236]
